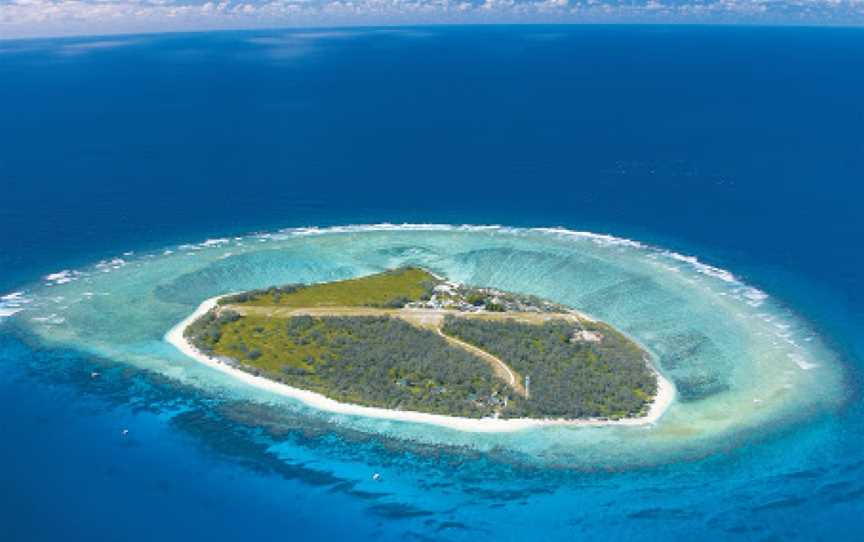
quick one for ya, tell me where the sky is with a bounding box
[2,1,864,39]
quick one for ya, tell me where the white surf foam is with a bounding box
[531,227,645,248]
[788,352,819,370]
[30,314,65,325]
[1,291,27,302]
[44,270,80,285]
[96,257,127,271]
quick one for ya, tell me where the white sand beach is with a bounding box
[166,296,676,433]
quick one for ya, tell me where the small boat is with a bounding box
[121,429,129,437]
[372,472,381,481]
[90,371,100,379]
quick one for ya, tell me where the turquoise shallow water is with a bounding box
[3,225,847,468]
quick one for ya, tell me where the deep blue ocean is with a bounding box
[1,26,863,540]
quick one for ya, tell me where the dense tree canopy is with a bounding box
[441,317,656,419]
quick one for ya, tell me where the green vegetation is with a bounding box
[187,312,511,417]
[219,267,439,309]
[184,267,658,420]
[441,317,656,419]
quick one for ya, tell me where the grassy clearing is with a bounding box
[220,267,439,308]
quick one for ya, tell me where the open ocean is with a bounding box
[1,26,863,541]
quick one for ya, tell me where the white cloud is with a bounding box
[2,0,864,39]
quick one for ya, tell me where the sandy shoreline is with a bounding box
[165,295,676,433]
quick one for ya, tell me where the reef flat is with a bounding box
[4,225,845,465]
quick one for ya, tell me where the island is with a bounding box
[167,267,675,431]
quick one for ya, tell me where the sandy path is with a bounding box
[435,329,526,396]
